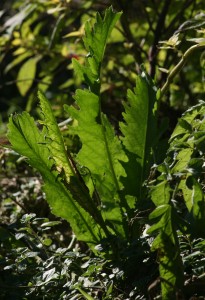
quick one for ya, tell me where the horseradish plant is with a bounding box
[7,7,205,298]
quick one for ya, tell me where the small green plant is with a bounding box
[6,6,205,299]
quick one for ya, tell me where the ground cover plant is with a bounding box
[1,2,205,299]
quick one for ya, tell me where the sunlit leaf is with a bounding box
[65,89,128,237]
[7,112,102,245]
[120,72,158,199]
[150,181,171,206]
[72,7,122,94]
[17,57,37,96]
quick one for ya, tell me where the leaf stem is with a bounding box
[160,43,205,98]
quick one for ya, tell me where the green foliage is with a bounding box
[65,89,128,237]
[7,112,102,245]
[148,101,205,298]
[7,7,159,247]
[5,7,159,297]
[1,0,205,124]
[0,213,107,300]
[3,3,205,299]
[120,73,158,201]
[0,212,154,299]
[73,7,122,94]
[17,57,37,96]
[148,194,184,298]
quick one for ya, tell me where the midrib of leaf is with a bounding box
[99,112,130,234]
[140,81,157,189]
[139,85,151,197]
[88,8,123,192]
[38,90,75,182]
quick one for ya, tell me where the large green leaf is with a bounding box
[65,7,130,237]
[7,112,102,245]
[38,91,109,231]
[65,89,128,237]
[120,72,158,199]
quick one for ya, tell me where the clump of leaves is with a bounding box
[5,6,159,298]
[7,7,159,249]
[5,6,205,299]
